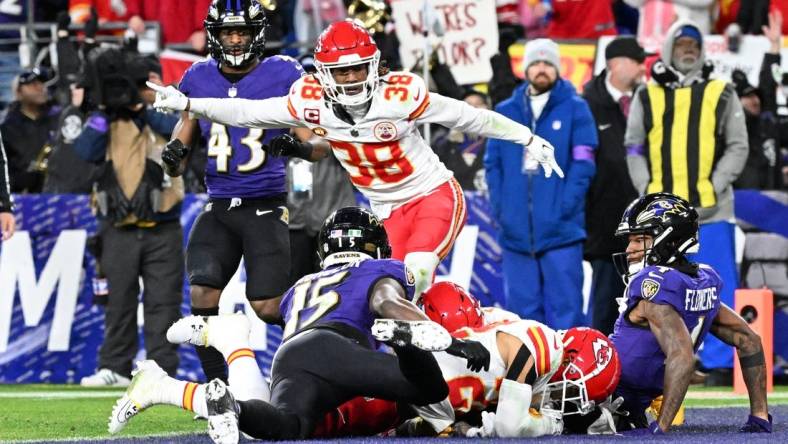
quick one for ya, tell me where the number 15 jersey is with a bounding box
[279,258,416,346]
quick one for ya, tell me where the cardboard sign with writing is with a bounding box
[391,0,498,85]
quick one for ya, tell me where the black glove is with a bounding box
[85,7,99,40]
[161,139,189,175]
[446,338,490,372]
[268,133,313,159]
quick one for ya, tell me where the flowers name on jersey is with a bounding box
[287,72,452,205]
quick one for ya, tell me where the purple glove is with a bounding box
[622,421,664,436]
[739,414,772,433]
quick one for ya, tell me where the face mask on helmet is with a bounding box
[542,327,621,416]
[318,206,392,268]
[205,0,267,69]
[421,282,484,332]
[612,192,699,282]
[314,20,381,106]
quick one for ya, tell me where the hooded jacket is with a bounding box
[624,20,748,224]
[485,79,597,254]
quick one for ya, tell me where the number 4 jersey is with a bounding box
[279,258,416,345]
[179,56,304,198]
[609,264,722,392]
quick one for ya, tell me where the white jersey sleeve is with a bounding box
[186,95,304,129]
[417,93,535,146]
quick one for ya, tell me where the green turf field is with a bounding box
[0,384,786,442]
[0,385,202,442]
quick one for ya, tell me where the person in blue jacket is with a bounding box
[485,38,598,329]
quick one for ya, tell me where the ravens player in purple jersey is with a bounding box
[109,207,490,443]
[609,193,771,434]
[159,0,312,384]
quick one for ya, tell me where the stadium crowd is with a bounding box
[0,0,785,439]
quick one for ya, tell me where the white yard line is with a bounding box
[0,391,125,399]
[686,391,788,401]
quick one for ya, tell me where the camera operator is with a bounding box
[74,48,184,386]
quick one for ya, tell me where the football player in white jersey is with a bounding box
[147,19,564,302]
[406,282,623,438]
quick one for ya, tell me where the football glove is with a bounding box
[466,411,496,437]
[268,134,314,159]
[446,338,491,372]
[527,134,564,179]
[161,139,189,175]
[147,82,189,112]
[739,414,772,433]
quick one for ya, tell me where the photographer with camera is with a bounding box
[74,47,184,387]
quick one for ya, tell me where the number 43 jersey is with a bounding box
[279,258,416,345]
[286,71,453,207]
[179,56,304,198]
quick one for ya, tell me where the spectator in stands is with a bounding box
[432,90,492,192]
[732,11,784,190]
[1,68,61,193]
[0,136,14,241]
[125,0,212,51]
[485,39,597,329]
[74,52,183,386]
[69,0,130,25]
[582,37,644,334]
[545,0,618,39]
[625,20,748,381]
[625,0,714,49]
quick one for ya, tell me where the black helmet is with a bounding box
[318,207,391,268]
[205,0,267,69]
[613,192,699,278]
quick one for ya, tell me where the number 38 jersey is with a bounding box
[179,56,304,198]
[286,71,453,207]
[416,320,563,432]
[279,258,415,345]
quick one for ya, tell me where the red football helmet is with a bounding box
[421,282,484,332]
[314,19,380,106]
[542,327,621,415]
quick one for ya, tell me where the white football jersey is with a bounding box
[416,319,564,432]
[285,72,451,208]
[187,72,536,210]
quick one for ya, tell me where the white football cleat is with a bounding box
[108,360,168,434]
[167,315,209,346]
[206,379,240,444]
[167,313,250,355]
[80,368,130,387]
[371,319,452,351]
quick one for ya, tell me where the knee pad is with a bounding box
[404,252,440,304]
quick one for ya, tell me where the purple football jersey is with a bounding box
[610,264,722,392]
[280,258,416,345]
[179,56,304,198]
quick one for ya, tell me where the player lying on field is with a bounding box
[108,207,489,444]
[315,282,624,438]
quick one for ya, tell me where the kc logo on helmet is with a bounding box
[592,338,612,368]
